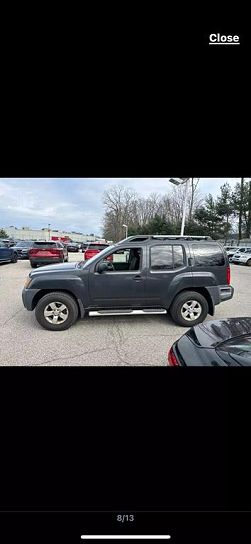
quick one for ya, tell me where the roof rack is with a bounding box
[119,235,212,243]
[152,235,212,241]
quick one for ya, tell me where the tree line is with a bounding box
[102,179,251,242]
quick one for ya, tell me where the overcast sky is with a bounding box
[0,178,240,235]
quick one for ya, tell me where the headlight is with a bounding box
[24,277,32,289]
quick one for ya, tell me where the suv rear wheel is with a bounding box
[170,291,209,327]
[35,291,79,331]
[246,259,251,267]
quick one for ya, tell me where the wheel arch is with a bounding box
[31,289,84,318]
[171,287,214,316]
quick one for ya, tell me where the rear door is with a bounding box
[191,242,227,286]
[145,243,192,307]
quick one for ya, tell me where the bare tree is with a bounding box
[103,185,138,241]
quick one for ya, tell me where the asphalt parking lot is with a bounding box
[0,254,251,366]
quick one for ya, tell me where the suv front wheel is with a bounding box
[170,291,209,327]
[35,291,79,331]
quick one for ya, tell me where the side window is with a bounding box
[173,246,185,268]
[150,245,173,270]
[112,249,130,263]
[192,244,225,266]
[103,248,142,271]
[150,245,185,271]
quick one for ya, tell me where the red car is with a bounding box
[83,242,111,261]
[29,241,69,268]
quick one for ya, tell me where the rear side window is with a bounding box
[150,245,185,270]
[192,244,225,266]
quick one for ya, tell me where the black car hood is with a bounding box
[30,262,80,276]
[187,317,251,348]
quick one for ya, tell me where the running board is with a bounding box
[89,309,167,317]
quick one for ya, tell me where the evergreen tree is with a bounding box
[0,228,8,238]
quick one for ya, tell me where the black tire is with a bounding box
[246,259,251,267]
[170,291,209,327]
[30,263,37,268]
[35,291,79,331]
[11,252,18,263]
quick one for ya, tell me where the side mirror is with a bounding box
[97,261,109,273]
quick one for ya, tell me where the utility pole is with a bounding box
[238,178,244,243]
[247,179,251,239]
[169,178,190,235]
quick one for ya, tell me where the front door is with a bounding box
[89,247,146,307]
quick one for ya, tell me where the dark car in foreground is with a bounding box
[168,317,251,366]
[22,234,234,331]
[0,240,18,263]
[28,241,69,268]
[12,240,35,259]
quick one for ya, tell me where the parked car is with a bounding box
[66,242,80,252]
[0,238,15,247]
[22,234,234,331]
[80,243,88,251]
[0,240,18,263]
[224,246,239,259]
[84,242,110,260]
[12,240,35,259]
[167,317,251,366]
[28,241,69,268]
[231,248,251,265]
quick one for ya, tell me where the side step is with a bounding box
[89,309,167,317]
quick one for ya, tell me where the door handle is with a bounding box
[133,275,142,281]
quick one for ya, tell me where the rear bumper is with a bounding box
[207,285,234,307]
[219,285,234,301]
[30,258,63,266]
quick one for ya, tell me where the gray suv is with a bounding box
[22,235,234,331]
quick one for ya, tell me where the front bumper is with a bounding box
[17,252,29,259]
[22,288,40,310]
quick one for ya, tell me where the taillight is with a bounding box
[50,248,61,254]
[167,347,180,366]
[29,248,36,256]
[226,265,231,285]
[85,250,96,259]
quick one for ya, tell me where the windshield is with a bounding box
[80,245,115,268]
[16,241,33,247]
